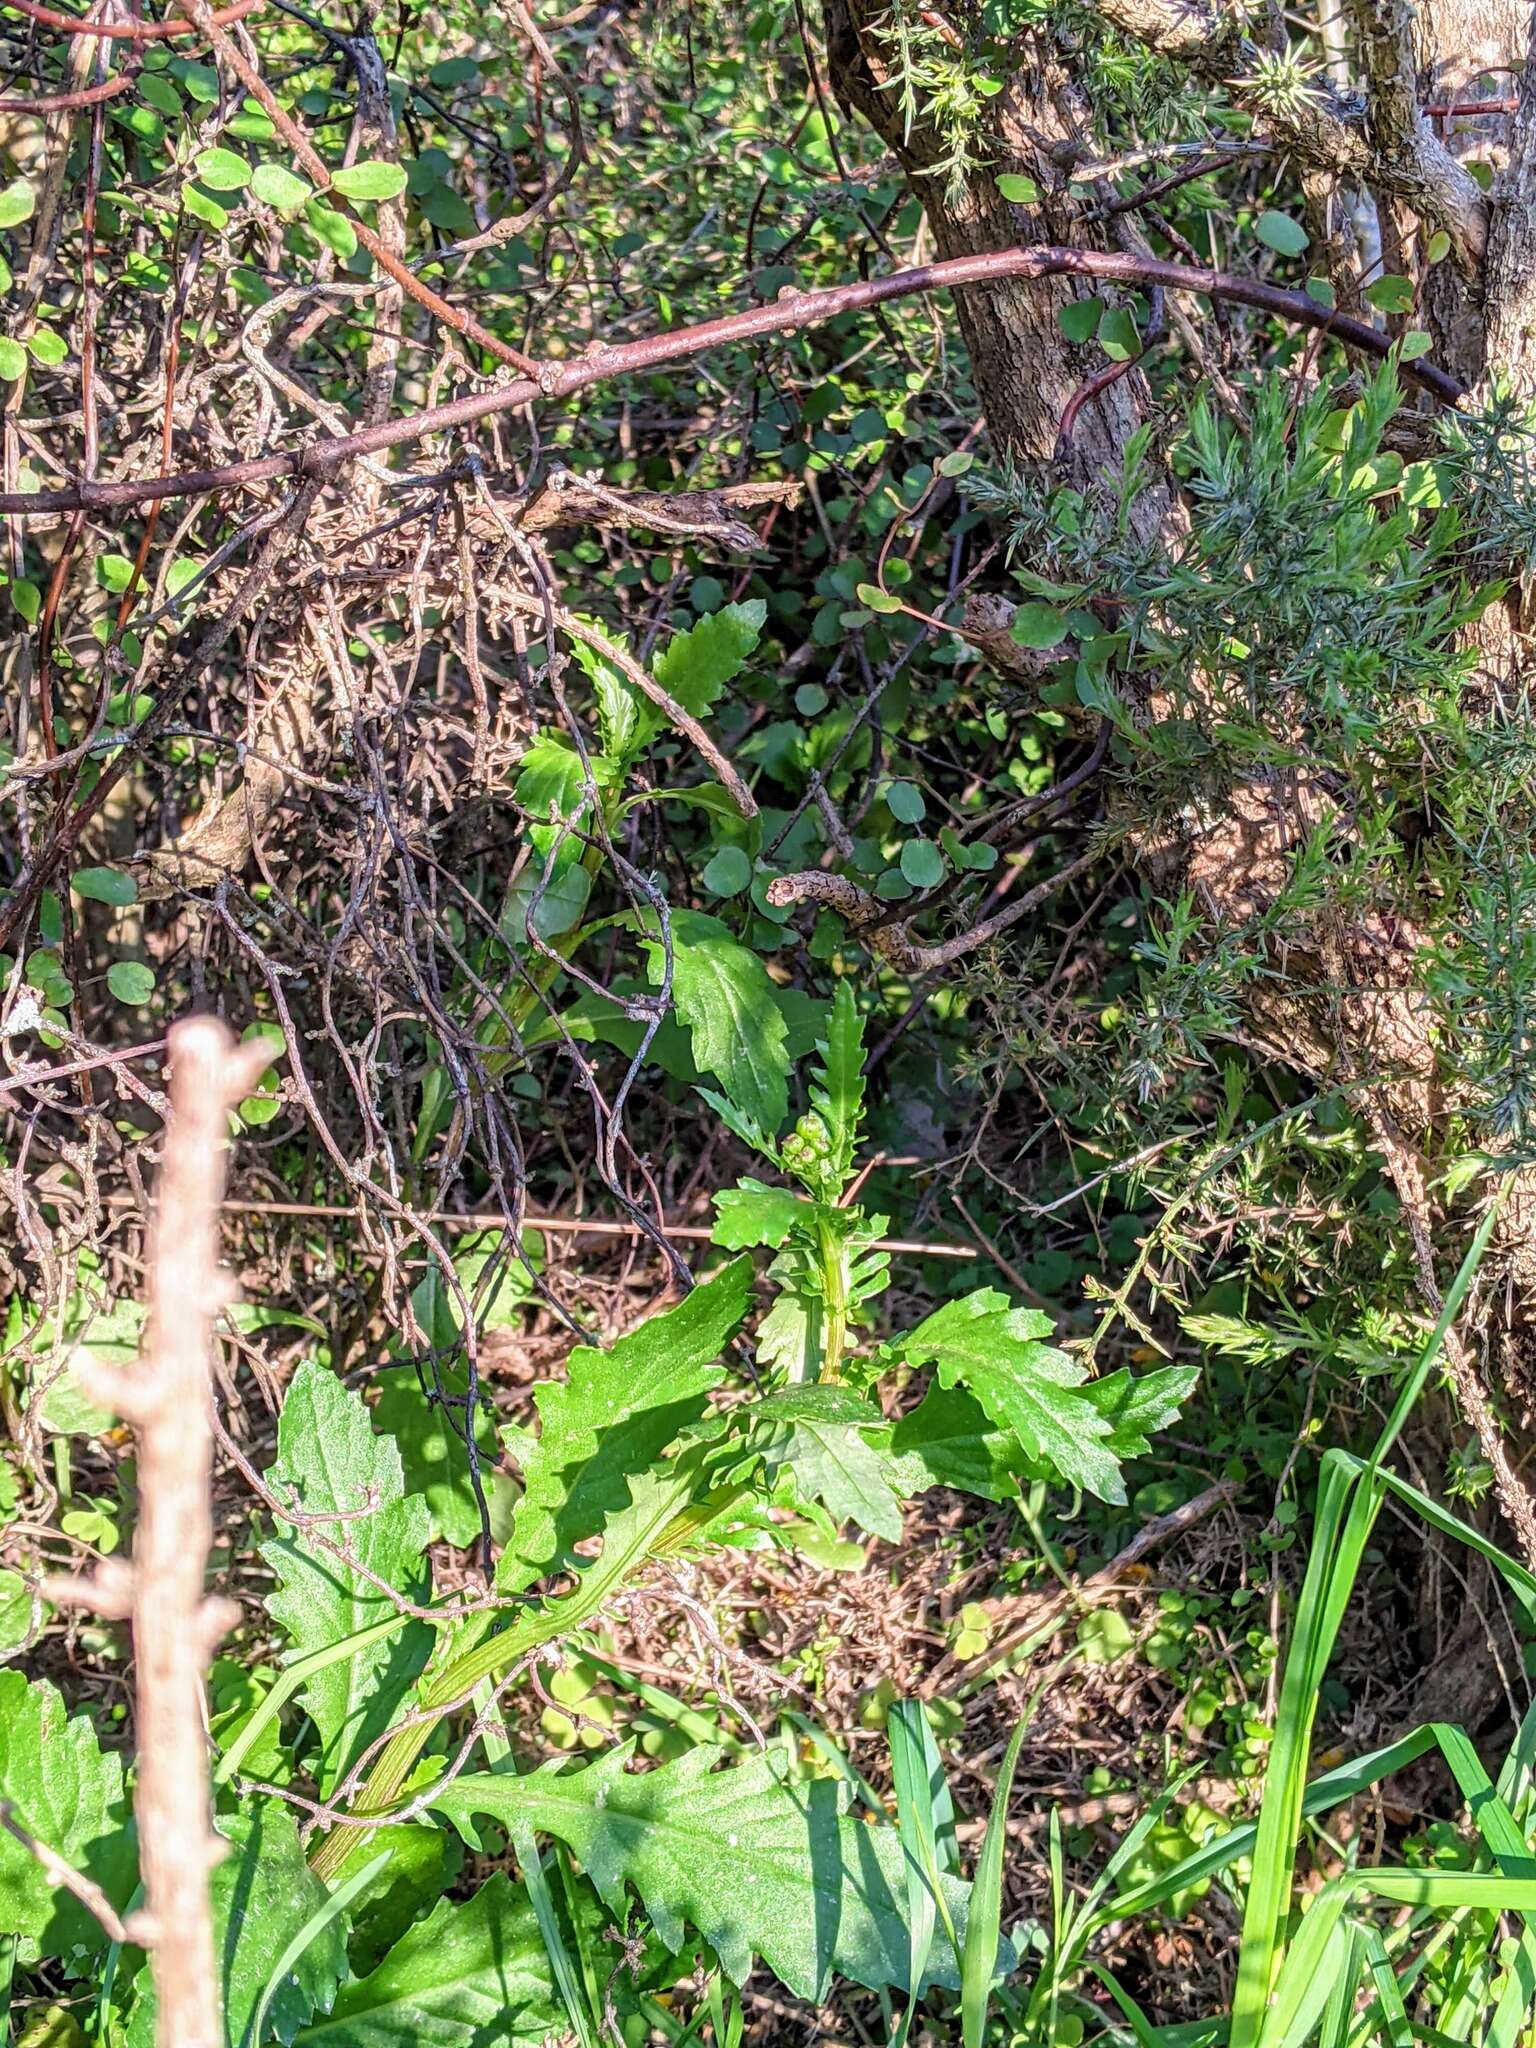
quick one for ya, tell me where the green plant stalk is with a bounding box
[308,1476,743,1881]
[816,1215,850,1383]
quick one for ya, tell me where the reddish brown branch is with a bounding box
[0,71,131,110]
[2,0,263,35]
[0,244,1466,518]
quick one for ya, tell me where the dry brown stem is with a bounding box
[58,1016,269,2048]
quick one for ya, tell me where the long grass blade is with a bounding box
[961,1715,1028,2048]
[887,1699,947,2045]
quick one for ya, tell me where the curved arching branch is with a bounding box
[0,243,1465,519]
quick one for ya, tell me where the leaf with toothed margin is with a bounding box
[430,1742,1012,2002]
[260,1360,433,1792]
[499,1256,753,1587]
[643,911,790,1135]
[0,1670,137,1956]
[123,1801,344,2047]
[1082,1362,1199,1458]
[893,1289,1127,1502]
[293,1873,565,2046]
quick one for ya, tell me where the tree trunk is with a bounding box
[822,0,1536,1562]
[822,2,1155,524]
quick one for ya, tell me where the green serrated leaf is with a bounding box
[643,600,765,744]
[293,1873,563,2045]
[885,1383,1021,1502]
[0,1670,137,1953]
[502,1255,752,1583]
[897,1290,1125,1502]
[811,979,864,1182]
[785,1418,905,1541]
[643,909,789,1133]
[373,1363,514,1550]
[506,734,593,935]
[434,1744,1010,2000]
[0,1567,39,1651]
[123,1802,343,2048]
[260,1361,433,1790]
[711,1176,813,1250]
[1081,1363,1197,1457]
[751,1384,885,1426]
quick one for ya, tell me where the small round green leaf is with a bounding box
[182,184,230,229]
[27,327,66,366]
[237,1085,282,1127]
[330,159,408,202]
[305,202,357,258]
[194,146,252,192]
[1058,296,1103,344]
[794,682,829,716]
[0,179,35,230]
[9,579,40,625]
[996,173,1040,204]
[0,337,26,382]
[899,838,945,889]
[106,960,156,1005]
[1097,304,1140,361]
[137,72,183,116]
[1365,273,1415,314]
[71,866,138,908]
[250,162,312,214]
[849,406,886,445]
[886,780,926,824]
[1255,209,1309,256]
[1010,601,1069,650]
[854,582,900,614]
[702,845,752,898]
